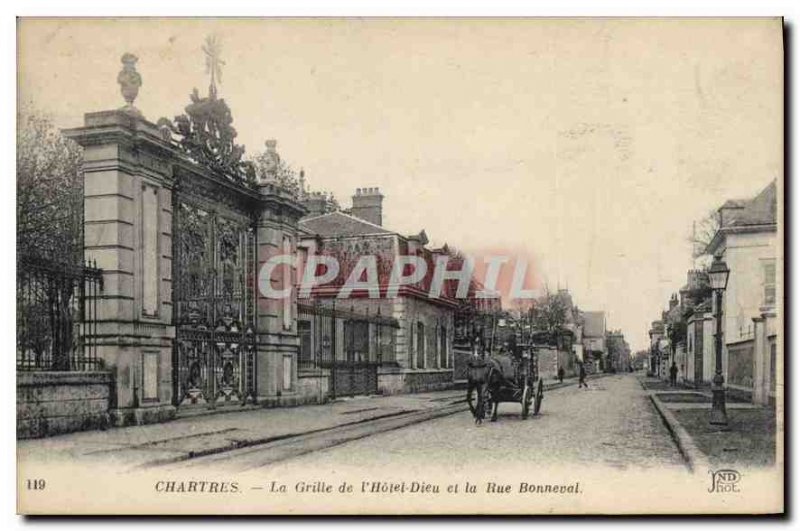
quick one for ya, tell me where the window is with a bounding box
[344,320,369,362]
[439,325,448,368]
[763,260,776,307]
[379,326,396,363]
[296,246,308,288]
[416,322,425,369]
[298,320,312,365]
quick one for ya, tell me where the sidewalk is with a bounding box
[18,389,466,471]
[639,376,776,469]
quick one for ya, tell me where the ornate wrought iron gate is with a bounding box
[172,195,257,409]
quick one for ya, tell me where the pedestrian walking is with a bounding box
[557,366,564,384]
[578,363,588,389]
[669,361,678,387]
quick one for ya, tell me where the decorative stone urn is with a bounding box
[117,53,143,115]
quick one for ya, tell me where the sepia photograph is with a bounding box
[14,16,784,515]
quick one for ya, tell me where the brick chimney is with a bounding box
[351,187,384,226]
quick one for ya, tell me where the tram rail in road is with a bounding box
[155,400,469,472]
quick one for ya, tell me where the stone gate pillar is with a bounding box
[64,55,177,426]
[254,148,307,406]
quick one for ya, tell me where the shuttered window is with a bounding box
[763,261,776,307]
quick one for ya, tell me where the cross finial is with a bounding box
[202,35,225,98]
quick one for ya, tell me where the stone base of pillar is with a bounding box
[109,405,176,428]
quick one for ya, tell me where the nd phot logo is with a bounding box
[708,469,741,493]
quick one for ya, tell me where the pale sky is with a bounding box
[17,18,783,351]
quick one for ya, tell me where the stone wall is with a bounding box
[402,369,454,393]
[727,339,755,392]
[18,372,113,439]
[295,370,330,405]
[537,348,576,380]
[377,369,406,395]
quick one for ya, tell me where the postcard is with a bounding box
[16,17,784,515]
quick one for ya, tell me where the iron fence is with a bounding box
[16,254,104,371]
[297,299,399,371]
[297,299,399,398]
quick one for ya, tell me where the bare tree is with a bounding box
[17,107,84,263]
[530,289,569,335]
[688,209,720,259]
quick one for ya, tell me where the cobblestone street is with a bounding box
[188,373,687,473]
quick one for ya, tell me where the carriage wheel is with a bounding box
[521,384,531,419]
[533,378,544,415]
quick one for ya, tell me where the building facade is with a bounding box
[706,180,779,405]
[581,311,606,372]
[296,190,458,395]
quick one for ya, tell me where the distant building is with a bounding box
[648,320,665,377]
[557,289,582,378]
[606,330,631,372]
[581,311,606,372]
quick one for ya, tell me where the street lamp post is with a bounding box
[708,254,731,426]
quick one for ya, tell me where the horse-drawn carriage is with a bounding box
[466,342,545,423]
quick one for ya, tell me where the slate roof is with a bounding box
[723,180,777,228]
[706,180,777,255]
[299,211,393,237]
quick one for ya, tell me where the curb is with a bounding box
[641,381,711,473]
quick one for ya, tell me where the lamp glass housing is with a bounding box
[707,256,730,291]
